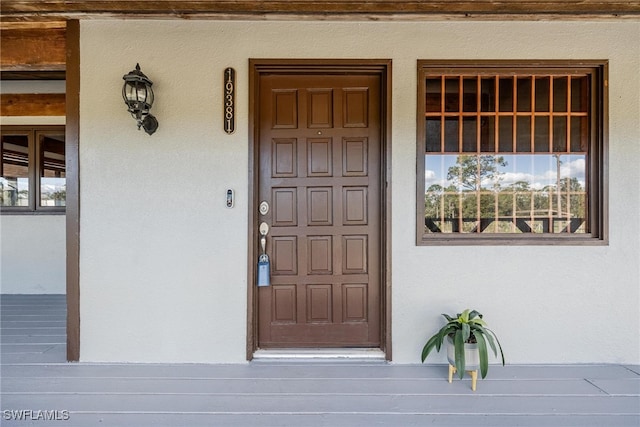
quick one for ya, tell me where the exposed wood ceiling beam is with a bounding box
[0,20,66,29]
[0,71,66,80]
[1,93,66,116]
[0,26,66,74]
[2,0,639,21]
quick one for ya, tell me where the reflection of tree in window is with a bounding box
[446,155,506,192]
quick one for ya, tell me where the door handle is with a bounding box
[257,222,271,287]
[259,222,269,256]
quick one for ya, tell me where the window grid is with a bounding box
[424,74,590,155]
[421,68,596,238]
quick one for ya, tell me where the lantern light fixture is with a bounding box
[122,63,158,135]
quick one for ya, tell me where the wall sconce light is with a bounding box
[122,63,158,135]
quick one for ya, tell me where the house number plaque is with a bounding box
[224,67,235,134]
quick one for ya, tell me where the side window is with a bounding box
[1,126,65,213]
[417,61,607,245]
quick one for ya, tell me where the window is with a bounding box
[1,126,66,213]
[417,61,607,244]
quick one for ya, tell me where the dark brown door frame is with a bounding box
[247,59,392,360]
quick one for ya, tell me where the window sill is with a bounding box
[0,209,66,216]
[418,234,608,246]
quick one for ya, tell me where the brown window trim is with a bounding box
[1,125,66,214]
[416,60,608,246]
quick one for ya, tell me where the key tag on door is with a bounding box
[257,222,270,287]
[257,254,270,287]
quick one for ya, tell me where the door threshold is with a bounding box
[253,348,386,361]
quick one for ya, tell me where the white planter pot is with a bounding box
[446,335,480,371]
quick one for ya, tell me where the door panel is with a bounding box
[257,73,381,348]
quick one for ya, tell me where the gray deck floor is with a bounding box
[1,294,639,426]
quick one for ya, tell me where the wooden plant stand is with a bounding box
[448,364,478,391]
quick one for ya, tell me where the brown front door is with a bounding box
[256,71,382,348]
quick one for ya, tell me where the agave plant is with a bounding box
[421,309,504,379]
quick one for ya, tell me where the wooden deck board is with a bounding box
[3,394,639,414]
[0,349,67,364]
[588,378,640,395]
[2,413,637,427]
[626,365,640,375]
[2,335,67,344]
[1,327,67,336]
[1,294,639,427]
[1,377,608,395]
[0,319,67,332]
[51,414,640,427]
[1,314,67,320]
[3,361,637,380]
[0,344,60,353]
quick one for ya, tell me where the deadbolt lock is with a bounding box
[259,201,269,216]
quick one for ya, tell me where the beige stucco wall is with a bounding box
[0,215,66,294]
[79,19,640,364]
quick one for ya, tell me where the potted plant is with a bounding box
[421,309,504,388]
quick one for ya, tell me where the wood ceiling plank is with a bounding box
[0,20,66,30]
[0,27,66,72]
[1,93,66,116]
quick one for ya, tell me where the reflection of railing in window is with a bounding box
[43,159,65,175]
[2,150,29,170]
[41,135,66,177]
[425,189,587,234]
[425,217,585,234]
